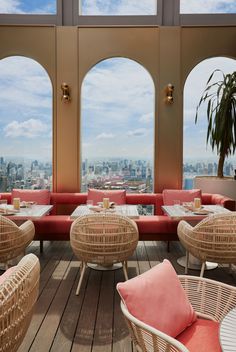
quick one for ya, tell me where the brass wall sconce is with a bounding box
[61,83,71,103]
[165,83,174,104]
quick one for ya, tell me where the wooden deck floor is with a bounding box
[18,240,236,352]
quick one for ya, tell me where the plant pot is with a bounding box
[194,176,236,200]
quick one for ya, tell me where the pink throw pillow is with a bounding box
[117,259,196,338]
[163,189,202,206]
[12,189,50,205]
[0,266,16,285]
[87,189,126,205]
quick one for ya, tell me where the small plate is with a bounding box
[193,210,209,215]
[1,212,17,216]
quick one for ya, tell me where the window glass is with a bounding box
[79,0,157,15]
[81,57,154,193]
[0,56,52,191]
[180,0,236,14]
[183,57,236,189]
[0,0,56,14]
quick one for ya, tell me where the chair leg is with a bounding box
[166,241,170,252]
[185,251,189,274]
[122,261,129,281]
[200,262,205,277]
[76,262,86,296]
[40,240,44,253]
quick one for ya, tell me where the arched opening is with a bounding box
[81,57,155,193]
[183,56,236,189]
[0,56,52,191]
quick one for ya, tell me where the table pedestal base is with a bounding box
[177,255,218,271]
[87,263,122,271]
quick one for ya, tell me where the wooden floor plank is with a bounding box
[71,269,102,352]
[92,271,114,352]
[18,245,74,352]
[29,254,75,351]
[50,263,90,352]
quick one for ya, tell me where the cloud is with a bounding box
[0,0,22,13]
[81,0,156,15]
[0,56,52,111]
[4,119,48,138]
[0,0,56,14]
[139,112,153,124]
[96,132,114,140]
[127,128,147,137]
[180,0,236,14]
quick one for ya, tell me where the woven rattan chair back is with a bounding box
[0,253,40,352]
[70,213,139,295]
[178,212,236,276]
[0,215,35,268]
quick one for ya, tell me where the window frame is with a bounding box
[0,0,62,25]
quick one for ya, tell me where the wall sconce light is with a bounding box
[165,83,174,104]
[61,83,71,103]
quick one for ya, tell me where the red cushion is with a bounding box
[136,215,178,234]
[87,189,126,205]
[33,215,73,240]
[177,318,221,352]
[117,260,196,338]
[12,189,50,205]
[163,189,202,206]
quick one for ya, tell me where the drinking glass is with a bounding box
[0,199,7,213]
[86,200,93,208]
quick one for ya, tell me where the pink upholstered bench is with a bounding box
[0,191,234,253]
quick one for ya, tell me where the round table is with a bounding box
[220,307,236,351]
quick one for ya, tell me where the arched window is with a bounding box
[81,57,155,193]
[0,56,52,191]
[183,57,236,189]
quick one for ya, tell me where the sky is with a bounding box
[0,0,235,15]
[0,56,52,161]
[0,1,236,164]
[80,0,156,15]
[180,0,236,14]
[0,0,56,14]
[81,58,154,160]
[184,57,236,161]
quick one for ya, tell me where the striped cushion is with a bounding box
[12,189,50,205]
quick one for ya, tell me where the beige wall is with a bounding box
[0,25,236,192]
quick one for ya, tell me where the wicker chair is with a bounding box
[177,212,236,277]
[70,213,139,295]
[0,253,40,352]
[0,215,35,269]
[120,275,236,352]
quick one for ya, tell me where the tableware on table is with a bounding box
[86,200,93,207]
[194,197,201,210]
[173,200,181,207]
[0,199,7,213]
[13,198,20,210]
[103,198,110,209]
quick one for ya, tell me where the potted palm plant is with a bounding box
[193,69,236,198]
